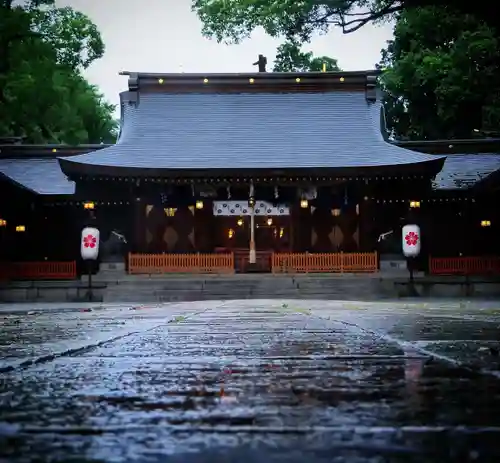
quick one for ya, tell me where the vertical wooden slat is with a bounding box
[429,256,500,275]
[271,252,378,273]
[127,253,235,274]
[0,261,77,280]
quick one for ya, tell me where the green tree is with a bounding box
[191,0,500,42]
[273,41,340,72]
[31,6,105,70]
[0,0,116,144]
[192,0,399,43]
[380,6,500,139]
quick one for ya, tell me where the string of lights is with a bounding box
[40,196,478,207]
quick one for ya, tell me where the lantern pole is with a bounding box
[81,223,99,303]
[408,256,414,284]
[402,212,420,297]
[87,260,93,302]
[249,182,256,264]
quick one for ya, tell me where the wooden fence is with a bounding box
[272,252,378,274]
[234,250,272,273]
[429,256,500,275]
[0,261,77,280]
[128,253,235,274]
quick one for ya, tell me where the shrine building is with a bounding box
[1,68,499,277]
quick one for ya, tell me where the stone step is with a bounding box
[101,279,382,302]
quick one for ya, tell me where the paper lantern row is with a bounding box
[213,201,290,216]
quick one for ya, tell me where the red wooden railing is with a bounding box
[429,256,500,275]
[128,252,379,274]
[272,252,378,273]
[128,253,235,274]
[235,250,272,273]
[0,261,77,280]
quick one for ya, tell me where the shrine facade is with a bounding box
[1,69,500,276]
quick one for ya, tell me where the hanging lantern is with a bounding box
[402,224,420,257]
[81,227,100,260]
[300,199,308,208]
[195,200,203,210]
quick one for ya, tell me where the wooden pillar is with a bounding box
[359,198,374,251]
[287,212,293,252]
[292,203,312,251]
[133,196,145,253]
[194,199,215,252]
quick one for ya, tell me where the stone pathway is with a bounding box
[1,300,500,462]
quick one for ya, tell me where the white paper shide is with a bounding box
[402,224,420,257]
[81,227,100,260]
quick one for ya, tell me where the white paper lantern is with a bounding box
[81,227,100,260]
[402,224,421,257]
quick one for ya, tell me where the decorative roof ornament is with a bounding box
[253,54,267,72]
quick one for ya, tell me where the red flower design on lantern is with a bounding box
[405,231,419,246]
[83,234,97,248]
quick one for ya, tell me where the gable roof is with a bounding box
[433,153,500,190]
[0,158,74,195]
[0,144,109,195]
[59,75,445,178]
[392,136,500,190]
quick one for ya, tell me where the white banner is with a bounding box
[213,200,290,216]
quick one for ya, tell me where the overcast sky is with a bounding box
[56,0,394,108]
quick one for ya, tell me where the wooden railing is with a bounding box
[429,256,500,275]
[272,252,378,274]
[128,253,235,274]
[235,250,272,273]
[0,261,77,280]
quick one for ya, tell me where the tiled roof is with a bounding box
[433,153,500,190]
[2,152,500,194]
[60,91,444,171]
[0,158,74,195]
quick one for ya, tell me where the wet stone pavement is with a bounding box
[0,300,500,462]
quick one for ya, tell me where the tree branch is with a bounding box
[291,0,403,36]
[337,4,404,33]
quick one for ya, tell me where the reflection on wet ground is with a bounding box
[1,302,500,462]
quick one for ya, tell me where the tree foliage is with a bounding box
[192,0,401,43]
[380,6,500,139]
[273,41,340,72]
[192,0,500,43]
[0,0,116,144]
[31,6,105,71]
